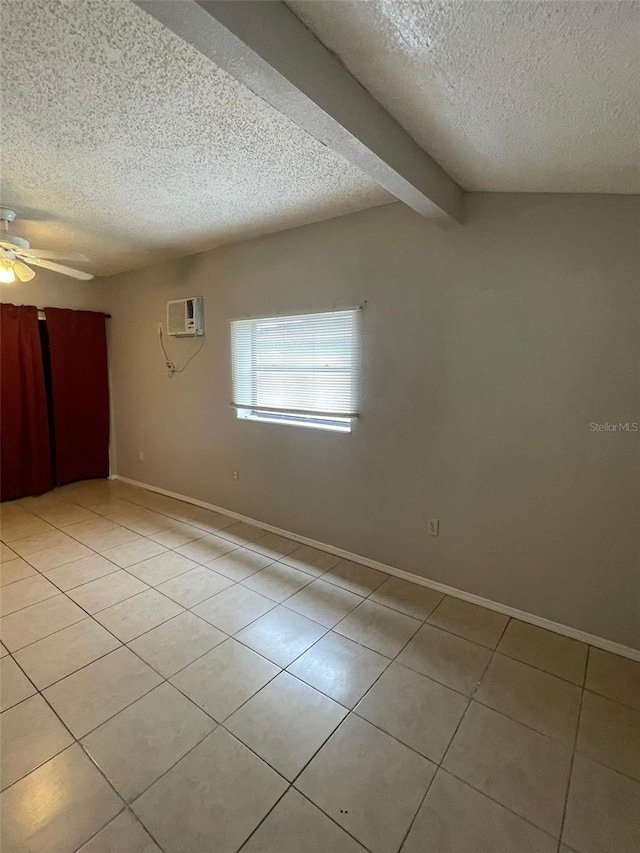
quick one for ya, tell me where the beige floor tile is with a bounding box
[235,605,326,667]
[101,538,167,568]
[1,518,58,544]
[66,481,127,505]
[93,589,183,642]
[397,623,492,695]
[0,594,86,651]
[175,533,238,564]
[192,584,274,634]
[109,510,173,536]
[156,566,233,607]
[334,600,421,657]
[0,500,28,518]
[297,714,435,853]
[369,576,444,620]
[175,503,232,533]
[403,769,557,853]
[475,653,581,744]
[427,596,509,648]
[182,506,236,531]
[11,528,78,568]
[247,532,299,560]
[129,611,226,677]
[26,540,95,572]
[1,694,73,790]
[0,656,36,711]
[14,618,121,689]
[443,702,572,836]
[207,547,273,581]
[14,493,69,513]
[284,578,363,628]
[149,521,208,548]
[227,672,347,780]
[242,562,312,603]
[356,662,468,762]
[0,641,7,657]
[586,647,640,710]
[242,788,367,853]
[64,519,141,551]
[89,499,141,518]
[562,755,640,853]
[0,654,36,711]
[36,504,101,527]
[280,545,341,577]
[44,554,119,591]
[0,573,59,616]
[171,638,279,721]
[126,551,199,586]
[288,631,389,708]
[0,556,37,586]
[0,542,18,562]
[67,570,149,613]
[323,559,389,596]
[498,619,588,685]
[44,647,162,737]
[82,682,215,801]
[0,744,123,853]
[215,520,264,545]
[77,810,161,853]
[9,529,76,556]
[132,728,288,853]
[576,690,640,780]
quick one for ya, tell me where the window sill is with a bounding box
[236,409,352,433]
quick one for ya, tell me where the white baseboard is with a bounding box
[111,474,640,662]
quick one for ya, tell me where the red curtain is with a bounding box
[45,308,109,485]
[0,303,53,500]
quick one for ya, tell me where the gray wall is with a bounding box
[0,270,110,313]
[105,194,639,648]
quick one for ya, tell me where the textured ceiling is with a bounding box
[289,0,640,193]
[0,0,391,277]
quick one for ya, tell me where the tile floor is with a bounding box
[1,478,639,853]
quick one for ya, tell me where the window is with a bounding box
[231,309,361,432]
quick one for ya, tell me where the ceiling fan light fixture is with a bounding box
[0,258,16,283]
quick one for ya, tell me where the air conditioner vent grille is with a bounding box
[167,297,204,336]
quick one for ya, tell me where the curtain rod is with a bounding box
[37,309,111,319]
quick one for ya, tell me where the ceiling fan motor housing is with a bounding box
[0,209,31,249]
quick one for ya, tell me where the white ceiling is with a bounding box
[0,0,391,276]
[290,0,640,193]
[1,1,637,279]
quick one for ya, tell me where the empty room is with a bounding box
[0,1,638,852]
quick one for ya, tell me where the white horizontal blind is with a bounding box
[231,309,360,417]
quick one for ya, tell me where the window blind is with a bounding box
[231,309,361,418]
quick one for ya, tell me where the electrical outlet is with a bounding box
[138,450,144,461]
[233,469,240,481]
[428,518,439,536]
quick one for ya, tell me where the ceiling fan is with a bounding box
[0,208,93,283]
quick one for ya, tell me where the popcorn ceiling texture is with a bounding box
[290,0,640,193]
[0,0,391,276]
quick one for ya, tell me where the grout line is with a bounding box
[556,654,588,852]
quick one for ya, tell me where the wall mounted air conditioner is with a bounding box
[167,297,204,336]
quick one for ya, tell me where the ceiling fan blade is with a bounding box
[13,260,36,282]
[25,257,94,280]
[17,248,89,262]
